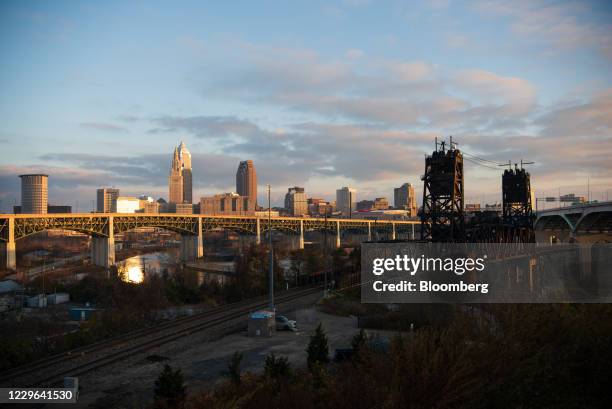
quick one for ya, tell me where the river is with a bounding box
[117,249,180,283]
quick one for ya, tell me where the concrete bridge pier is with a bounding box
[91,216,115,268]
[368,222,372,241]
[256,218,261,245]
[299,220,304,250]
[180,218,204,262]
[391,223,396,240]
[411,223,415,240]
[336,221,341,248]
[91,236,115,268]
[2,217,16,271]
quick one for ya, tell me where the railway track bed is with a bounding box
[0,287,321,388]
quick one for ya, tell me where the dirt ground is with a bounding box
[52,299,363,409]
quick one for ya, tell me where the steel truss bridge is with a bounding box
[0,213,418,271]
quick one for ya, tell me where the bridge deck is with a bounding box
[0,213,419,223]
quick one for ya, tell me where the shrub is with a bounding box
[154,364,186,409]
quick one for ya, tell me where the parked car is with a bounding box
[275,315,297,331]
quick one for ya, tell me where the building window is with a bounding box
[220,199,225,211]
[232,198,237,211]
[243,197,249,211]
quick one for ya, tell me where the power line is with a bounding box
[462,151,503,166]
[463,156,500,171]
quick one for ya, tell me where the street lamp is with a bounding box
[267,185,274,311]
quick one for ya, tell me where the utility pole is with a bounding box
[267,185,274,311]
[324,212,328,298]
[587,176,590,203]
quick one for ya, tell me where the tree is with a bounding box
[264,353,293,380]
[225,351,243,386]
[307,323,329,369]
[290,250,306,285]
[351,328,368,354]
[154,364,186,408]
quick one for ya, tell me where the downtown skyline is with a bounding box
[1,0,611,210]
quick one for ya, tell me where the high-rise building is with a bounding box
[284,186,308,216]
[97,188,120,213]
[200,192,255,215]
[374,197,390,210]
[336,187,357,217]
[178,141,192,204]
[168,146,184,205]
[236,160,257,208]
[144,202,160,213]
[356,200,375,211]
[357,198,390,211]
[394,183,417,217]
[19,174,48,214]
[175,203,194,214]
[307,198,333,217]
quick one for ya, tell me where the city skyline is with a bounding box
[1,1,611,210]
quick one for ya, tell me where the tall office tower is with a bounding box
[236,160,257,207]
[394,183,417,216]
[336,186,357,217]
[168,146,184,205]
[178,141,192,204]
[96,188,120,213]
[20,174,48,214]
[284,186,308,216]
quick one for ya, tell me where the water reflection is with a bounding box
[117,250,179,284]
[123,263,145,283]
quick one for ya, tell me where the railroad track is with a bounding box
[0,286,321,388]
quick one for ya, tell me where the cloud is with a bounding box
[149,116,261,139]
[474,0,612,58]
[446,33,470,48]
[535,88,612,138]
[201,44,537,132]
[79,122,127,132]
[346,48,365,59]
[454,69,537,115]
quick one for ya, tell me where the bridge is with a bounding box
[535,201,612,241]
[0,213,418,271]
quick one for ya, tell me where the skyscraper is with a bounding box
[168,146,184,205]
[168,141,193,207]
[178,141,192,204]
[236,160,257,207]
[394,183,417,217]
[20,174,48,214]
[97,188,120,213]
[284,186,308,216]
[336,186,357,217]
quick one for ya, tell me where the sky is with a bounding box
[0,0,611,211]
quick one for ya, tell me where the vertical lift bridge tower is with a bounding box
[420,138,465,242]
[501,161,536,243]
